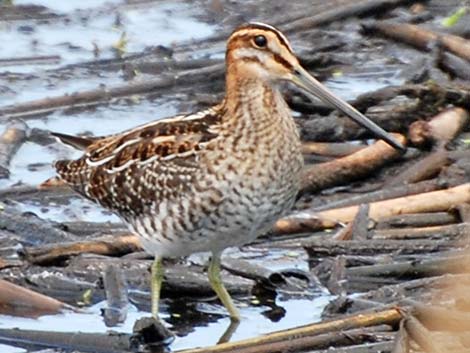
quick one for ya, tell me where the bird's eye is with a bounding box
[253,35,267,48]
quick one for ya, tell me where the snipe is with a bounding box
[53,23,403,322]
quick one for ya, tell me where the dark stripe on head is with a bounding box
[273,53,293,70]
[232,22,293,54]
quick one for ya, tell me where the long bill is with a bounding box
[290,66,406,151]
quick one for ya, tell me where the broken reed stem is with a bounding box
[373,223,469,240]
[301,141,365,157]
[0,279,73,318]
[363,21,470,62]
[318,183,470,223]
[275,183,470,234]
[177,308,402,353]
[24,235,141,265]
[283,0,425,33]
[408,107,469,147]
[386,149,450,186]
[0,64,224,118]
[300,133,406,194]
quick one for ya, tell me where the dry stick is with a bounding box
[363,21,470,62]
[60,221,126,236]
[0,120,28,178]
[283,0,428,33]
[327,256,347,295]
[373,223,470,240]
[0,55,61,66]
[386,149,450,186]
[0,63,224,119]
[311,179,443,212]
[313,342,394,353]
[350,204,370,240]
[439,51,470,80]
[24,234,141,265]
[377,212,457,229]
[457,203,470,223]
[0,258,22,270]
[273,214,338,235]
[333,204,369,240]
[0,328,132,353]
[318,183,470,223]
[346,253,470,278]
[203,328,391,353]
[0,183,77,202]
[351,83,469,116]
[0,279,73,318]
[356,274,470,305]
[408,107,469,148]
[301,141,365,157]
[333,221,355,241]
[302,239,452,257]
[275,183,470,234]
[300,134,406,194]
[176,308,402,353]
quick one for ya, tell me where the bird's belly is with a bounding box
[130,176,298,258]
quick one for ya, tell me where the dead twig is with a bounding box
[303,238,452,257]
[24,234,141,265]
[0,279,73,318]
[313,183,470,224]
[176,308,402,353]
[301,141,365,157]
[346,253,470,278]
[373,223,470,240]
[0,55,61,66]
[276,183,470,234]
[377,212,457,229]
[362,21,470,62]
[272,214,338,235]
[387,150,450,186]
[0,64,224,119]
[283,0,428,33]
[408,107,469,148]
[312,179,443,212]
[0,327,132,353]
[300,134,406,194]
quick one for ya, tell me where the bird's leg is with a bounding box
[208,252,240,321]
[151,256,164,319]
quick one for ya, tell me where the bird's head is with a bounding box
[226,22,405,151]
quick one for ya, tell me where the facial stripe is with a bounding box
[232,48,270,63]
[272,53,293,70]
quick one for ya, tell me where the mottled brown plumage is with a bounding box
[54,22,402,322]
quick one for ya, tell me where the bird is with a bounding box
[52,22,404,323]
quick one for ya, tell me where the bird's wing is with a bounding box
[54,106,224,217]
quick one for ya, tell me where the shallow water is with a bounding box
[0,295,333,351]
[0,2,404,351]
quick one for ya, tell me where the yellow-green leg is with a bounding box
[151,256,164,319]
[208,253,240,321]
